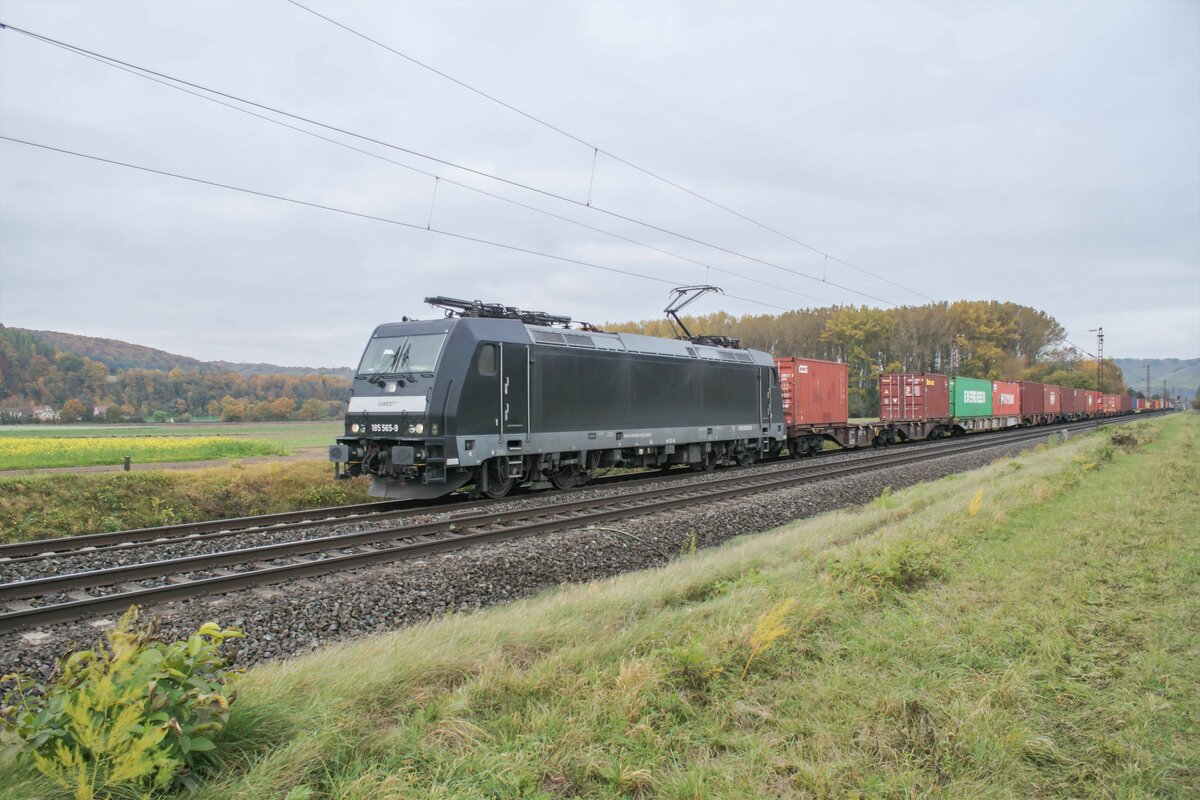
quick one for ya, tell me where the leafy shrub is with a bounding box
[0,608,242,797]
[827,540,944,601]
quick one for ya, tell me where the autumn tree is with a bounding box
[59,398,86,422]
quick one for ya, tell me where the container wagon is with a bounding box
[776,357,856,456]
[992,380,1021,425]
[1020,382,1061,424]
[949,376,1014,431]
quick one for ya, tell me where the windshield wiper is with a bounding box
[395,338,416,382]
[356,339,413,387]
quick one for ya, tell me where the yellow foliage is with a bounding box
[26,610,178,798]
[968,490,984,517]
[742,598,798,678]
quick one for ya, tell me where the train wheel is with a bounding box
[549,466,580,490]
[480,459,514,499]
[736,451,756,467]
[694,451,717,471]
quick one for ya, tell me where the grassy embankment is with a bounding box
[0,463,373,543]
[5,415,1194,798]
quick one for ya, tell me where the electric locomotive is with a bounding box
[329,295,786,499]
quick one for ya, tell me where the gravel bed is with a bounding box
[0,433,1055,678]
[0,441,943,584]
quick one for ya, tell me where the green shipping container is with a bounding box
[950,376,993,418]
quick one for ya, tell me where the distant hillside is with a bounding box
[1114,358,1200,398]
[16,328,352,379]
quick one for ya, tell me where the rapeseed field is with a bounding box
[0,436,285,470]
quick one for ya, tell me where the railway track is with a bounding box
[0,414,1127,564]
[0,416,1141,635]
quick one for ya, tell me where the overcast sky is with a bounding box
[1,0,1197,368]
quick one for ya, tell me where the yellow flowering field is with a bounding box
[0,436,286,470]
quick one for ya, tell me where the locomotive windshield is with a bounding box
[357,333,447,376]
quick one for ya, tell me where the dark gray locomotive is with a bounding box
[329,297,786,499]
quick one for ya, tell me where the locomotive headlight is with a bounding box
[415,422,424,434]
[351,423,361,433]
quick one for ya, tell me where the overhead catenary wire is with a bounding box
[29,34,827,307]
[0,134,791,312]
[0,20,888,307]
[285,0,935,304]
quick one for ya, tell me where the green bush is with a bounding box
[826,540,944,601]
[0,608,242,797]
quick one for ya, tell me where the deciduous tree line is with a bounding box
[607,300,1129,417]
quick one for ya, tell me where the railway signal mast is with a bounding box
[1089,327,1104,393]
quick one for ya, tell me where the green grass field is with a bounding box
[0,421,341,449]
[5,415,1193,798]
[0,436,288,471]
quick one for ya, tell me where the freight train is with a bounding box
[330,296,1148,499]
[780,361,1139,456]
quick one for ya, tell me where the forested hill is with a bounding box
[1114,358,1200,397]
[14,328,352,379]
[0,326,350,423]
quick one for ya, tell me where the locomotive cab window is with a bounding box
[356,333,447,376]
[478,343,498,376]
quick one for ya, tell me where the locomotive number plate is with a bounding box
[370,424,400,433]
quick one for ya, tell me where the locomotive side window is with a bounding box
[478,343,498,376]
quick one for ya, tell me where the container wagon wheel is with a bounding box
[480,459,514,499]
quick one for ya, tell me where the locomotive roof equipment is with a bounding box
[664,285,743,349]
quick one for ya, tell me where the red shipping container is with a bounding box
[1019,381,1061,414]
[775,357,848,426]
[1119,394,1133,412]
[1102,394,1118,413]
[992,381,1020,416]
[1047,385,1062,413]
[1061,387,1086,415]
[880,373,950,421]
[1084,391,1099,414]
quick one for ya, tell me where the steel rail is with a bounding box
[0,413,1131,562]
[0,416,1141,634]
[0,498,414,559]
[0,419,1114,597]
